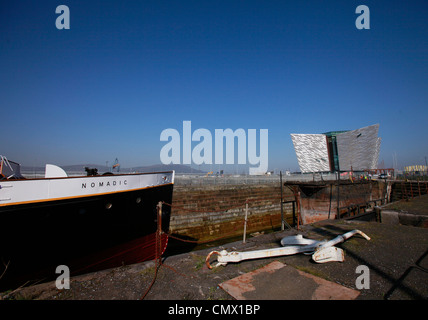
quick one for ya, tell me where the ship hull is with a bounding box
[0,173,174,291]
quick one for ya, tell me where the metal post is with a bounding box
[418,180,421,196]
[292,201,296,227]
[280,171,284,231]
[243,200,248,243]
[157,201,163,229]
[328,183,332,219]
[296,191,301,231]
[157,201,163,258]
[336,171,340,219]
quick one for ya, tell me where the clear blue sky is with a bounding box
[1,1,427,172]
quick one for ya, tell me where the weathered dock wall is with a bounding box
[290,180,388,224]
[168,180,392,242]
[389,180,428,202]
[169,183,295,241]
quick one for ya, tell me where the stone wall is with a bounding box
[168,183,295,241]
[168,180,389,241]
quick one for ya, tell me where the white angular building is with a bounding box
[291,124,381,173]
[290,134,330,173]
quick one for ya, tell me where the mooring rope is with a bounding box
[140,202,164,300]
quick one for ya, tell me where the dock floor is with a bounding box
[3,211,427,300]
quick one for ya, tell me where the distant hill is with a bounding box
[21,164,204,174]
[130,164,204,173]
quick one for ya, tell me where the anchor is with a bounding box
[206,229,370,269]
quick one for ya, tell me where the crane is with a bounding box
[112,158,120,172]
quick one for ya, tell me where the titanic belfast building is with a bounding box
[291,124,381,173]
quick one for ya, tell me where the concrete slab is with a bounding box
[219,261,360,300]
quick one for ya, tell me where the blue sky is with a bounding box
[1,1,427,172]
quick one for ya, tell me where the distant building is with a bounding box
[404,165,427,173]
[291,124,381,173]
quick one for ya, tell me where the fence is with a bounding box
[174,172,347,186]
[390,180,428,202]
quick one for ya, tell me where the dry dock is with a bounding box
[2,195,427,301]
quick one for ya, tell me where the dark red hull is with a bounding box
[70,232,169,276]
[0,182,173,291]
